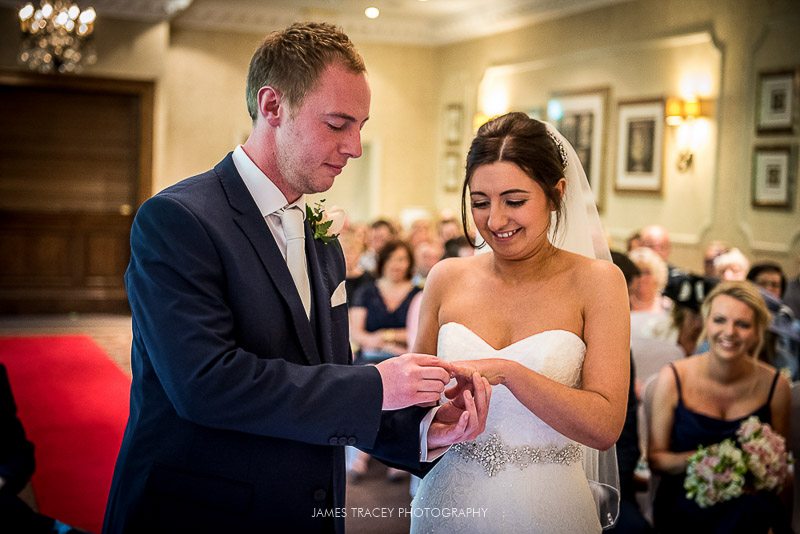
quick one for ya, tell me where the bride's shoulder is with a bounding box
[560,251,622,281]
[428,254,483,281]
[559,252,626,295]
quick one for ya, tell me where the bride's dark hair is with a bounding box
[460,112,565,248]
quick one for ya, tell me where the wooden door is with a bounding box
[0,71,153,313]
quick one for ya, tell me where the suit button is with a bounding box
[337,437,348,445]
[347,437,357,445]
[314,489,327,501]
[329,437,338,445]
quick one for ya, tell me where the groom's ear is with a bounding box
[257,85,284,127]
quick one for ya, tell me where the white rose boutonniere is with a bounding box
[307,200,345,244]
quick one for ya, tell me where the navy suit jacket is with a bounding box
[104,154,428,533]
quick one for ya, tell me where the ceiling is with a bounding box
[3,0,629,45]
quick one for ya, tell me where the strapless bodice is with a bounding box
[438,322,586,447]
[410,322,601,533]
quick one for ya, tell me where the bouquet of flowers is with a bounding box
[684,416,792,508]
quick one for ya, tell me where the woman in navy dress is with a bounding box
[348,239,421,480]
[349,240,421,364]
[648,281,792,533]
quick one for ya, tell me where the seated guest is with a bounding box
[662,272,719,356]
[702,240,731,277]
[629,247,670,314]
[411,238,444,288]
[747,262,799,378]
[639,225,671,265]
[348,240,421,481]
[626,230,642,252]
[436,215,462,243]
[629,247,672,340]
[608,252,653,533]
[712,247,750,281]
[338,229,374,304]
[747,261,786,301]
[349,240,420,363]
[648,281,792,534]
[443,236,473,259]
[783,261,800,318]
[405,218,434,249]
[640,225,687,296]
[358,218,397,275]
[1,364,85,534]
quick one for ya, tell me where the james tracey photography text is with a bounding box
[312,507,489,519]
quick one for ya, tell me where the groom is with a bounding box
[103,22,490,533]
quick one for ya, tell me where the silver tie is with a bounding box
[278,206,311,318]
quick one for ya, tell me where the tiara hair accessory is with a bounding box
[547,129,569,170]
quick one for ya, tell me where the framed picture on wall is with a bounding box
[751,145,795,208]
[444,104,464,145]
[614,99,665,193]
[547,88,609,208]
[756,70,798,134]
[442,151,462,192]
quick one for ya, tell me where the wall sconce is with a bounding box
[665,97,711,172]
[665,97,706,125]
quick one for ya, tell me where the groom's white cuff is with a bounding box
[419,406,450,462]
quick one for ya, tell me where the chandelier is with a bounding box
[17,1,97,74]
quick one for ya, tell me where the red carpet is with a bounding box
[0,335,131,533]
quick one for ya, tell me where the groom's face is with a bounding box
[274,62,371,199]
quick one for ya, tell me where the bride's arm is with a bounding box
[454,261,630,450]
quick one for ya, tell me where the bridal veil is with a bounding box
[546,121,621,530]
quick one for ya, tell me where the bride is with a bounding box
[411,113,629,532]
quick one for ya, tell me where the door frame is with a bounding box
[0,69,154,207]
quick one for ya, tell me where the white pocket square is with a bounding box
[330,280,347,307]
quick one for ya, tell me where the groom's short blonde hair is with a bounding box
[246,22,366,121]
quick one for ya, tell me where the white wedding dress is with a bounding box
[411,322,602,534]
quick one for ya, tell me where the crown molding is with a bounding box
[1,0,630,45]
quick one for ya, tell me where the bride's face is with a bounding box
[469,161,563,258]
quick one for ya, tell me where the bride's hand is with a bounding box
[448,359,508,389]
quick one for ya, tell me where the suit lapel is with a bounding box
[215,155,321,366]
[306,231,335,364]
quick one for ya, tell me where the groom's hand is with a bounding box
[376,354,452,410]
[427,372,491,450]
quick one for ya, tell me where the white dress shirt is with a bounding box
[231,145,445,463]
[232,145,305,261]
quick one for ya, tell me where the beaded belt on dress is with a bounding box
[451,433,583,477]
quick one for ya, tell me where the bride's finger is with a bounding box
[467,373,490,438]
[478,377,491,434]
[471,372,487,408]
[449,365,476,380]
[443,374,471,401]
[459,389,478,438]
